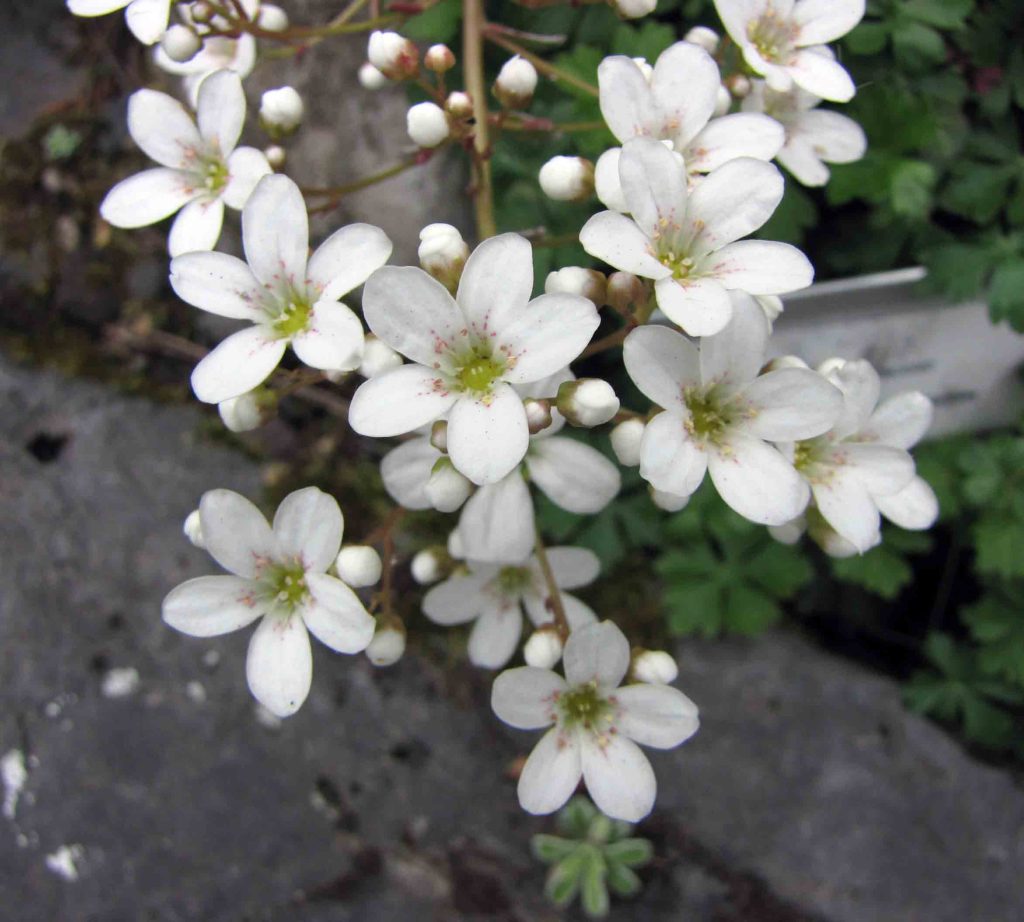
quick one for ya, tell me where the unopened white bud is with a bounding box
[651,488,689,512]
[427,459,473,512]
[613,0,656,19]
[161,25,202,63]
[544,267,606,305]
[335,545,383,588]
[685,26,720,54]
[726,73,751,98]
[816,357,847,377]
[524,398,553,435]
[632,649,679,684]
[556,378,619,428]
[763,354,808,373]
[257,3,289,31]
[494,55,538,109]
[264,144,286,169]
[447,529,465,560]
[259,86,304,135]
[183,509,205,548]
[358,62,390,89]
[756,294,784,328]
[769,516,805,546]
[411,548,446,584]
[539,156,594,202]
[632,57,654,82]
[524,624,564,669]
[218,390,268,432]
[430,419,448,453]
[190,1,215,24]
[445,91,473,117]
[407,102,449,148]
[368,30,419,80]
[366,617,406,666]
[610,418,644,466]
[714,84,732,117]
[357,335,402,378]
[606,271,647,313]
[419,223,469,291]
[425,43,455,73]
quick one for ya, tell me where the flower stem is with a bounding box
[534,528,570,641]
[463,0,498,240]
[302,158,422,212]
[483,31,599,98]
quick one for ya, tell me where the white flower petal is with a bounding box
[708,432,810,525]
[545,547,601,589]
[169,251,264,320]
[707,239,814,295]
[614,684,700,749]
[191,326,287,404]
[655,275,734,336]
[242,174,309,287]
[866,391,933,449]
[422,570,493,625]
[687,157,784,255]
[458,472,535,563]
[456,233,535,338]
[777,140,831,187]
[580,211,672,281]
[447,385,529,486]
[222,147,272,210]
[308,224,394,302]
[639,410,708,497]
[794,0,865,46]
[468,602,523,669]
[685,113,785,173]
[843,443,915,496]
[876,477,939,531]
[594,147,628,212]
[789,48,856,103]
[527,437,620,514]
[168,197,224,257]
[714,0,767,47]
[127,89,199,168]
[162,575,262,636]
[380,436,441,510]
[741,368,842,441]
[246,614,312,717]
[580,734,656,822]
[67,0,131,14]
[303,572,375,653]
[650,41,720,147]
[124,0,169,44]
[291,300,365,371]
[829,358,880,438]
[492,666,565,729]
[796,109,866,163]
[698,290,769,391]
[563,621,630,690]
[196,69,245,154]
[623,325,699,409]
[518,727,583,815]
[597,55,658,144]
[272,486,343,572]
[100,168,192,228]
[348,364,457,437]
[199,488,276,578]
[500,294,599,384]
[619,137,688,242]
[812,471,881,553]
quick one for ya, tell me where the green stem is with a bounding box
[463,0,498,239]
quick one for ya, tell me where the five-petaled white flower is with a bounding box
[423,547,600,669]
[623,292,841,525]
[594,42,785,212]
[492,620,699,821]
[743,80,866,186]
[349,234,600,486]
[162,487,376,717]
[714,0,865,102]
[67,0,170,45]
[581,137,813,336]
[101,70,271,257]
[782,359,932,551]
[170,173,392,404]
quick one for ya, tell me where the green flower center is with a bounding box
[559,682,612,731]
[261,561,309,612]
[273,297,312,338]
[684,386,733,443]
[496,565,531,595]
[747,8,796,62]
[200,155,229,193]
[454,350,506,395]
[660,250,697,281]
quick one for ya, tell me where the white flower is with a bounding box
[259,86,304,134]
[218,390,265,432]
[170,173,392,403]
[610,419,645,467]
[524,625,564,669]
[368,30,419,79]
[67,0,170,45]
[743,81,866,186]
[335,545,383,588]
[539,156,594,202]
[783,360,932,550]
[183,509,204,547]
[423,547,600,669]
[651,488,690,512]
[426,458,474,512]
[623,292,841,525]
[366,618,406,666]
[257,3,289,31]
[155,34,257,108]
[495,56,538,109]
[407,102,450,148]
[358,335,403,378]
[632,649,679,684]
[685,26,720,54]
[612,0,656,19]
[358,62,390,89]
[162,487,375,716]
[160,24,202,63]
[492,621,699,821]
[101,70,271,257]
[593,42,785,210]
[582,138,813,336]
[411,548,446,584]
[714,0,865,102]
[349,234,600,485]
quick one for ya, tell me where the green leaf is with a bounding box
[844,21,890,56]
[545,850,588,907]
[921,242,995,302]
[401,0,461,42]
[723,585,782,634]
[972,515,1024,579]
[605,860,643,897]
[744,542,814,598]
[889,160,936,218]
[963,596,1024,686]
[610,20,676,60]
[533,834,580,864]
[902,0,975,29]
[579,847,610,918]
[831,544,914,600]
[757,182,818,246]
[941,163,1016,224]
[988,259,1024,330]
[664,580,724,637]
[604,838,653,868]
[557,796,599,838]
[892,21,947,69]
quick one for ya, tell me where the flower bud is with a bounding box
[685,26,720,54]
[407,102,449,148]
[358,335,403,378]
[612,0,656,19]
[769,516,805,546]
[183,509,204,548]
[524,624,564,669]
[218,390,273,432]
[816,357,847,377]
[606,271,647,313]
[190,1,215,24]
[425,43,455,73]
[264,144,286,169]
[539,156,594,202]
[259,87,304,137]
[714,84,732,117]
[358,62,390,90]
[257,3,289,31]
[726,73,751,98]
[494,55,538,109]
[762,355,808,373]
[632,648,679,684]
[368,30,419,80]
[556,378,619,428]
[523,398,553,435]
[632,57,654,82]
[544,267,606,306]
[610,418,644,466]
[335,545,383,588]
[445,91,473,118]
[651,488,689,512]
[427,458,473,512]
[430,419,448,453]
[418,223,469,291]
[447,529,465,560]
[161,24,202,63]
[366,616,406,666]
[756,295,784,328]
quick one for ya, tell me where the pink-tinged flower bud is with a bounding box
[264,145,286,169]
[544,266,607,306]
[650,487,689,512]
[161,25,201,63]
[366,616,406,666]
[358,61,390,90]
[726,73,751,98]
[494,55,538,109]
[259,86,304,136]
[685,26,720,54]
[538,156,594,202]
[425,43,456,73]
[430,419,449,452]
[606,271,648,313]
[183,509,204,548]
[632,648,679,684]
[335,545,383,588]
[523,398,553,435]
[524,624,564,668]
[419,223,469,291]
[427,458,473,512]
[610,418,644,466]
[445,91,473,117]
[368,30,419,80]
[190,1,215,24]
[407,102,449,148]
[556,378,619,428]
[613,0,656,19]
[358,335,403,378]
[257,3,289,31]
